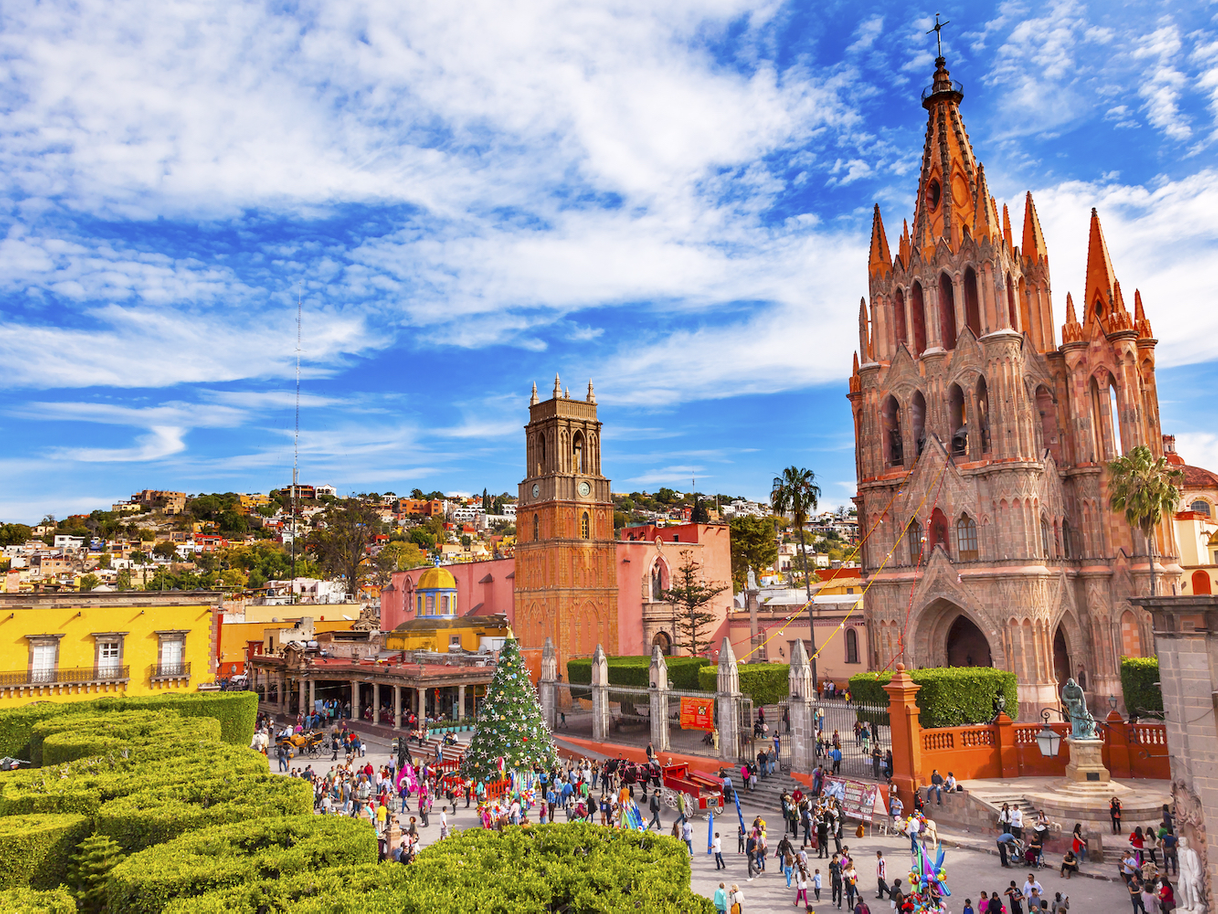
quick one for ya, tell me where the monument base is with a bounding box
[1061,737,1113,794]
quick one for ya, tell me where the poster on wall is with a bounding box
[679,697,715,731]
[820,775,881,823]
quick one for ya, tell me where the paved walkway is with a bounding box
[265,716,1140,911]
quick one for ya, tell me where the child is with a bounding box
[713,832,725,870]
[738,824,746,855]
[813,868,822,901]
[963,900,975,914]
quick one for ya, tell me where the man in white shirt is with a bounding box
[1023,874,1043,901]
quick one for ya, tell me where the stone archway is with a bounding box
[946,615,992,668]
[652,631,672,656]
[1053,625,1072,692]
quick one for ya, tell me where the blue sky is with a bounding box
[2,0,1218,523]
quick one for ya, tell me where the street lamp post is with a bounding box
[1035,709,1063,758]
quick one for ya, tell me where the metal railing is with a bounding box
[921,79,964,101]
[151,661,191,680]
[0,666,130,687]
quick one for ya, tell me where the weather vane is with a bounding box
[927,12,949,58]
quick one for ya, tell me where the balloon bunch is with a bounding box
[905,832,950,912]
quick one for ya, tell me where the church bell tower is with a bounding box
[513,376,618,672]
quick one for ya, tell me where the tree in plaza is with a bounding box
[1108,444,1184,596]
[660,549,729,657]
[461,638,558,782]
[770,466,821,682]
[729,514,779,592]
[306,499,384,594]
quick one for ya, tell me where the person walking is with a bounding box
[647,791,662,831]
[713,832,725,870]
[682,818,695,856]
[713,882,728,914]
[876,851,889,899]
[830,853,844,907]
[795,864,810,907]
[728,884,744,914]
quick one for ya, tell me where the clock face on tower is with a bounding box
[531,484,540,498]
[577,481,590,497]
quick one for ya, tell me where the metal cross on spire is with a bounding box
[927,12,949,58]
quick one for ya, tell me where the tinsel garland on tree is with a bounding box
[460,638,559,782]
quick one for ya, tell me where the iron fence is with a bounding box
[813,696,890,780]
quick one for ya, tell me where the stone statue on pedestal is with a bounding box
[1178,836,1206,913]
[1061,678,1097,740]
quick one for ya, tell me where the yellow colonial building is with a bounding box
[0,591,218,706]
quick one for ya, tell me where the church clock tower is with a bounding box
[514,375,618,671]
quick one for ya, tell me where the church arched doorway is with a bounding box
[946,614,991,668]
[1052,625,1071,691]
[652,631,672,656]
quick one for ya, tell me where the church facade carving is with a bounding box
[848,54,1180,713]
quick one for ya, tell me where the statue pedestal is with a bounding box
[1062,737,1112,793]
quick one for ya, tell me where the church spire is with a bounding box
[1062,292,1083,344]
[869,205,892,277]
[1002,204,1013,250]
[553,373,562,399]
[1083,208,1117,328]
[530,382,539,406]
[1134,289,1154,339]
[858,297,872,360]
[1021,192,1049,264]
[972,163,1000,243]
[912,54,976,252]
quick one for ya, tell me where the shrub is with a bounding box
[97,774,314,852]
[67,833,125,914]
[31,710,221,766]
[1120,656,1164,717]
[697,662,790,705]
[0,813,90,890]
[566,655,712,691]
[0,692,256,760]
[0,744,269,818]
[163,824,715,914]
[106,815,378,914]
[849,667,1018,727]
[0,886,76,913]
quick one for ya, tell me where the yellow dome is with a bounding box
[417,566,457,590]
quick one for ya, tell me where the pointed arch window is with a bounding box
[1041,517,1052,558]
[581,511,590,539]
[911,391,926,457]
[537,434,546,474]
[572,431,585,474]
[893,289,908,348]
[651,562,664,601]
[948,384,967,456]
[939,272,957,349]
[956,515,978,561]
[976,376,991,454]
[533,513,540,542]
[911,283,927,355]
[908,520,923,565]
[963,266,981,337]
[928,509,950,557]
[882,395,903,468]
[1062,520,1072,559]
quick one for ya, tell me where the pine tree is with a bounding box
[461,638,558,782]
[661,549,729,657]
[69,833,124,914]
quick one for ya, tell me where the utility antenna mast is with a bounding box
[290,282,302,605]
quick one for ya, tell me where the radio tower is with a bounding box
[290,283,302,605]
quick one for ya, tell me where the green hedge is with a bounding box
[0,814,90,890]
[849,667,1018,727]
[697,662,790,705]
[97,774,314,853]
[0,692,256,760]
[106,815,378,914]
[0,744,270,818]
[0,886,76,913]
[31,710,222,766]
[567,655,712,691]
[163,824,715,914]
[1121,656,1164,717]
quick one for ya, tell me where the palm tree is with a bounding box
[1107,445,1183,596]
[771,467,822,685]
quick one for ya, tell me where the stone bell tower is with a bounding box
[513,376,618,672]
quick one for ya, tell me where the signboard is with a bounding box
[679,697,715,731]
[820,775,881,823]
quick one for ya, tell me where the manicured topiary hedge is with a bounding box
[0,742,270,818]
[97,774,315,852]
[697,662,790,705]
[31,711,222,766]
[160,824,715,914]
[1121,656,1164,717]
[106,815,378,914]
[849,667,1019,727]
[0,886,76,913]
[0,691,256,760]
[0,814,90,890]
[567,655,712,691]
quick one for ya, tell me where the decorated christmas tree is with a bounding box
[461,638,559,782]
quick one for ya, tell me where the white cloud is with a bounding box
[49,426,187,463]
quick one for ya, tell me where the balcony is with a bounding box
[150,661,191,682]
[0,666,130,688]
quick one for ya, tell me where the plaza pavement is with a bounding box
[268,719,1138,912]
